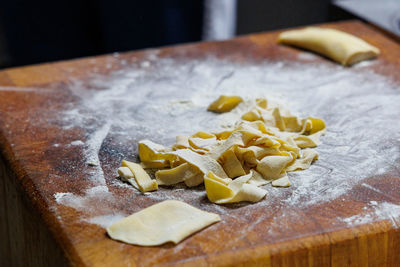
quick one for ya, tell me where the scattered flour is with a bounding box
[54,192,72,202]
[52,51,400,230]
[85,213,127,228]
[342,201,400,228]
[0,86,48,92]
[361,183,389,199]
[140,61,151,68]
[70,140,84,146]
[109,178,135,189]
[297,52,319,61]
[55,185,114,212]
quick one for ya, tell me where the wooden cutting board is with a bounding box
[1,20,400,267]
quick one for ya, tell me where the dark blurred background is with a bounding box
[0,0,373,69]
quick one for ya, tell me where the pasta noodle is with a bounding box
[118,97,325,204]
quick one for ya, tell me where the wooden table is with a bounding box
[1,20,400,266]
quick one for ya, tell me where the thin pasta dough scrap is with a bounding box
[107,200,221,246]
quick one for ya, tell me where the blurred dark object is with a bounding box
[236,0,354,34]
[98,1,203,52]
[0,0,203,69]
[333,0,400,37]
[0,0,358,69]
[0,0,104,68]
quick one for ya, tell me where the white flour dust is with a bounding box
[342,201,400,228]
[85,213,127,228]
[55,185,114,212]
[70,140,84,146]
[53,51,400,229]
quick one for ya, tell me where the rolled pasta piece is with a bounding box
[117,96,326,205]
[271,175,290,187]
[155,163,192,185]
[220,149,246,178]
[278,27,379,66]
[286,149,319,172]
[204,171,267,204]
[155,162,203,187]
[168,149,228,178]
[138,140,167,162]
[207,95,243,113]
[256,153,294,180]
[121,160,158,192]
[117,167,134,179]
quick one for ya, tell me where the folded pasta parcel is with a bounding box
[278,27,379,66]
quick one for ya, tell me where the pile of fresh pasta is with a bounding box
[118,96,326,204]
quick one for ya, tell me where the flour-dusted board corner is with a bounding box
[0,20,399,266]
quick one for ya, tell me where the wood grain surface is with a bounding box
[0,20,400,267]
